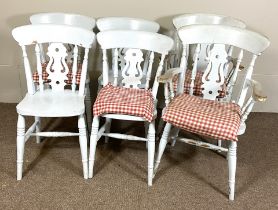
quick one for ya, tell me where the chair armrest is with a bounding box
[158,68,182,83]
[239,79,267,124]
[249,79,267,102]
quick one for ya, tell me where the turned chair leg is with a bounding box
[88,116,100,178]
[85,83,92,134]
[228,141,237,201]
[170,127,180,147]
[157,117,165,137]
[35,116,41,144]
[147,121,155,186]
[17,114,25,180]
[104,118,112,143]
[144,121,149,149]
[154,123,172,175]
[78,114,88,179]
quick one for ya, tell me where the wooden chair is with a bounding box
[154,25,269,200]
[30,12,96,134]
[12,24,95,180]
[88,30,173,186]
[158,13,246,146]
[96,17,160,143]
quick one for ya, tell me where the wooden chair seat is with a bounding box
[93,83,155,122]
[17,90,85,117]
[162,93,241,141]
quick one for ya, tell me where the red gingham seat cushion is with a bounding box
[32,62,82,84]
[162,94,241,141]
[172,70,227,98]
[93,84,155,122]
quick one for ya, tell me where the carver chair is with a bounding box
[154,25,269,200]
[30,12,96,134]
[12,24,95,180]
[89,30,173,186]
[158,13,246,146]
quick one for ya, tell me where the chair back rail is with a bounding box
[30,12,95,29]
[178,25,269,54]
[96,17,159,32]
[173,13,246,29]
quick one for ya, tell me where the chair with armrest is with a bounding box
[158,13,246,147]
[154,24,269,200]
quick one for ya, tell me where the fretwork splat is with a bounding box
[46,43,69,91]
[121,49,144,88]
[201,44,228,99]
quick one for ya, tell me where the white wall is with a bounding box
[1,0,277,112]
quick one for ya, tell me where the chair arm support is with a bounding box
[239,79,267,124]
[158,68,182,83]
[248,79,267,102]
